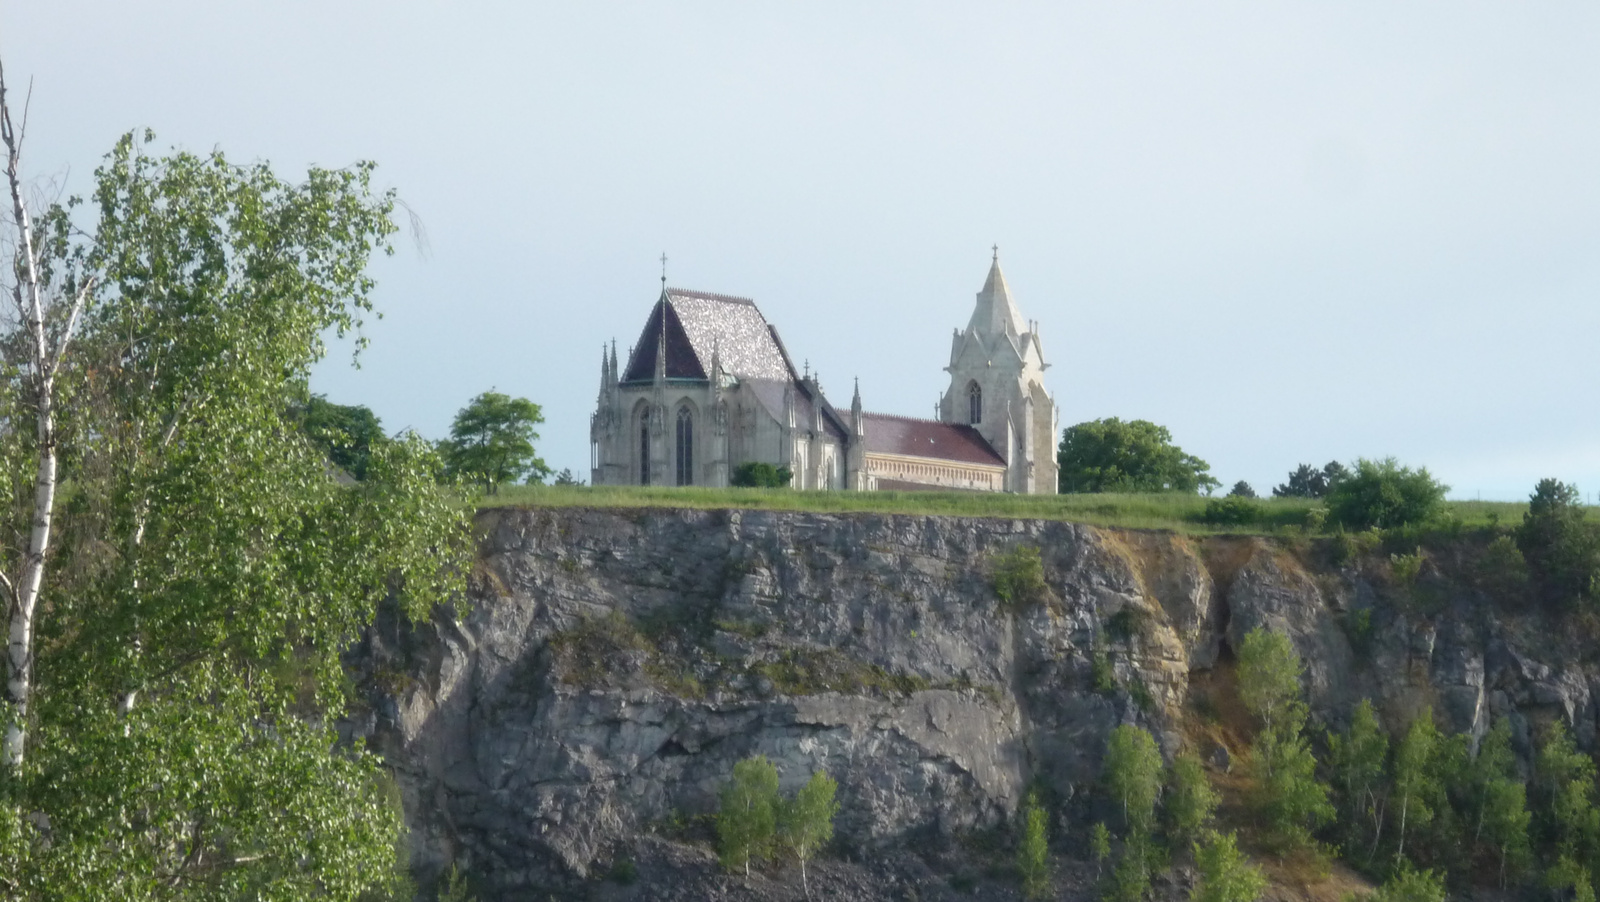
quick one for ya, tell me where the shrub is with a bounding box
[1202,496,1259,527]
[1389,548,1424,588]
[1325,458,1448,531]
[731,462,793,488]
[1517,478,1600,606]
[993,545,1049,610]
[1191,831,1267,902]
[1228,480,1257,499]
[1477,534,1529,598]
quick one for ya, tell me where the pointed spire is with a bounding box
[653,302,668,385]
[967,250,1026,341]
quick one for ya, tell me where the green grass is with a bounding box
[482,485,1589,536]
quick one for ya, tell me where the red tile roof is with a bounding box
[860,413,1005,467]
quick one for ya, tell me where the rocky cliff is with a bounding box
[346,506,1600,901]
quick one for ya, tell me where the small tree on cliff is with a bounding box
[779,770,839,899]
[1105,724,1164,835]
[1238,628,1332,852]
[1167,751,1220,851]
[1017,791,1051,900]
[1191,831,1267,902]
[719,755,781,877]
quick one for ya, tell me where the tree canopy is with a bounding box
[298,393,387,480]
[1272,461,1347,499]
[441,390,550,493]
[1324,458,1448,530]
[0,123,470,898]
[1517,478,1600,606]
[1057,418,1219,494]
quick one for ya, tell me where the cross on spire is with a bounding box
[660,252,667,286]
[992,244,999,262]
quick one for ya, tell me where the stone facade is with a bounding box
[591,256,1059,493]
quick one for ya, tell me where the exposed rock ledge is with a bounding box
[344,506,1600,900]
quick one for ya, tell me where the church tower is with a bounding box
[939,250,1059,494]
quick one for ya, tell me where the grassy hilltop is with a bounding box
[486,484,1553,536]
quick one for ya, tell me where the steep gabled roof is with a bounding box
[861,412,1006,467]
[621,288,792,383]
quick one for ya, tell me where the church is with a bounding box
[590,252,1059,494]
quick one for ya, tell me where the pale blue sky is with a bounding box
[5,2,1598,499]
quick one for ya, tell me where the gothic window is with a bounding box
[967,381,982,425]
[675,407,694,486]
[639,411,651,485]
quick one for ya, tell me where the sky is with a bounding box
[4,2,1598,500]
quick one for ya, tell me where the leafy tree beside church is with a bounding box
[1057,417,1219,494]
[441,390,551,493]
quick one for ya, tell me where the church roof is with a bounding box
[966,258,1026,341]
[860,412,1006,467]
[621,288,793,384]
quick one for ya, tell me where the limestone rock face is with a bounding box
[345,507,1600,899]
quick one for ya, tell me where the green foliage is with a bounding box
[1237,628,1306,739]
[1191,831,1267,902]
[1202,496,1260,528]
[1092,822,1113,877]
[1325,458,1448,531]
[1104,724,1164,836]
[1091,648,1118,694]
[1517,478,1600,606]
[779,770,840,897]
[1468,716,1528,886]
[993,545,1049,611]
[717,755,780,876]
[1228,481,1257,499]
[1108,842,1154,902]
[438,864,477,902]
[1482,774,1531,887]
[441,390,549,493]
[552,467,584,486]
[1389,549,1424,588]
[1367,864,1446,902]
[607,856,638,885]
[1238,629,1332,852]
[1248,722,1335,853]
[1274,462,1345,500]
[730,461,793,488]
[1166,752,1219,849]
[1477,535,1529,597]
[1058,417,1220,494]
[1390,708,1445,864]
[1017,792,1051,900]
[1538,721,1600,887]
[0,132,470,899]
[298,393,388,480]
[1327,699,1388,854]
[1550,856,1598,902]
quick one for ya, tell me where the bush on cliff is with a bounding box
[1517,479,1600,607]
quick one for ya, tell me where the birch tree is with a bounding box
[0,58,93,770]
[0,68,470,899]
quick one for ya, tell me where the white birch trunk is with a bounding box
[1,60,85,770]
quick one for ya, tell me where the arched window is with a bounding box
[675,407,694,486]
[639,411,651,485]
[968,381,982,425]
